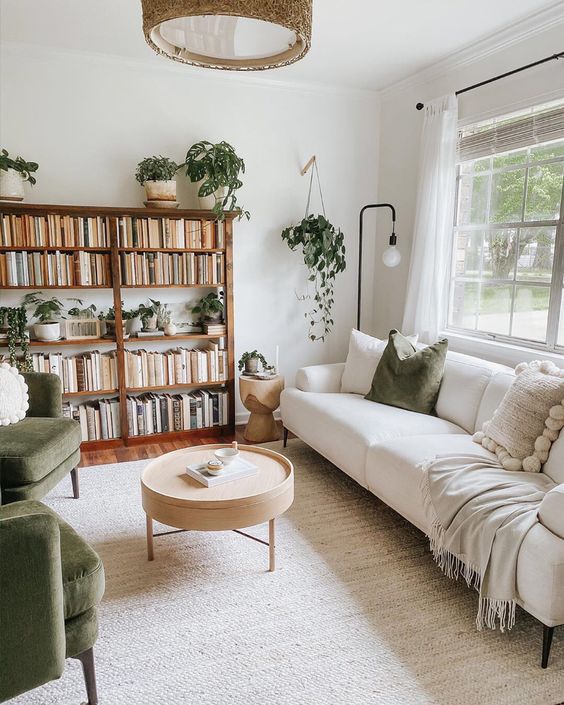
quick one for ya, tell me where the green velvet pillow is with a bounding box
[365,330,448,415]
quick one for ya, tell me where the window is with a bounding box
[447,101,564,351]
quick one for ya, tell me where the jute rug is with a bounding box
[11,440,563,705]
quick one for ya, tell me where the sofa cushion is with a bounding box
[541,433,564,484]
[365,434,495,531]
[474,371,515,433]
[280,388,464,487]
[0,417,81,485]
[0,501,105,621]
[538,484,564,539]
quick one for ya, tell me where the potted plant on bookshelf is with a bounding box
[135,155,180,208]
[238,350,270,375]
[0,305,31,369]
[137,299,163,332]
[191,292,224,332]
[98,303,135,339]
[22,293,65,342]
[0,149,39,202]
[184,140,250,220]
[65,301,100,340]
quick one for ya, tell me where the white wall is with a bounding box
[373,21,564,365]
[0,43,380,421]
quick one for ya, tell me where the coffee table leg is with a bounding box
[269,518,275,572]
[146,514,154,561]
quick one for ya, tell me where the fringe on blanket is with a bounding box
[420,459,516,632]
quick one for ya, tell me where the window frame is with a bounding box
[445,141,564,353]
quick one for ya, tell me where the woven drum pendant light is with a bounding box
[141,0,312,70]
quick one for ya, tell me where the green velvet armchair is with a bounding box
[0,372,82,504]
[0,500,105,703]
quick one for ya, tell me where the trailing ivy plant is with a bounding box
[281,214,346,342]
[0,305,31,370]
[184,140,249,221]
[0,149,39,184]
[135,156,179,184]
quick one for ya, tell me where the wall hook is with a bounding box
[300,155,316,176]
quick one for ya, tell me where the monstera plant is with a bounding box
[281,214,346,342]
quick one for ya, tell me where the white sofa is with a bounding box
[280,348,564,667]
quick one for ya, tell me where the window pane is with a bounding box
[482,229,517,280]
[489,169,525,223]
[516,227,555,281]
[477,284,511,335]
[453,231,482,278]
[449,281,478,329]
[530,140,564,162]
[525,163,564,221]
[557,290,564,346]
[457,174,489,225]
[493,149,527,170]
[511,285,549,342]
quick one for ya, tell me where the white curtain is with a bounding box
[402,94,458,343]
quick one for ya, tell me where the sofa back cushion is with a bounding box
[474,371,515,433]
[541,436,564,484]
[435,352,510,433]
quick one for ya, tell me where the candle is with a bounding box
[275,345,279,375]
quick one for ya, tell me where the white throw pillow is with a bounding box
[538,485,564,539]
[473,360,564,473]
[341,329,418,395]
[0,362,29,426]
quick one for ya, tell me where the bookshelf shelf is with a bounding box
[0,202,236,448]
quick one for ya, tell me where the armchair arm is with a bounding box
[295,363,345,393]
[539,484,564,539]
[22,372,62,418]
[0,509,66,701]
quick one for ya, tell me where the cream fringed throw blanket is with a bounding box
[421,453,554,631]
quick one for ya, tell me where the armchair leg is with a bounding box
[74,647,98,704]
[542,625,554,669]
[71,467,79,499]
[283,427,288,448]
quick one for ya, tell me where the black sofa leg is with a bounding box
[542,625,554,669]
[283,427,288,448]
[71,467,79,499]
[75,647,98,704]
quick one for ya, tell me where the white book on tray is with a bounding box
[186,456,258,487]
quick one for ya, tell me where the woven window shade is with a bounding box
[458,104,564,162]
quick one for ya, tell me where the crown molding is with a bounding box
[380,1,564,100]
[0,40,380,101]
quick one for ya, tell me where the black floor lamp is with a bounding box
[357,203,401,330]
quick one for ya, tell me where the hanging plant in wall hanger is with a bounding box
[281,160,346,342]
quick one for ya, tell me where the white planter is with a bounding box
[0,168,25,201]
[34,322,60,342]
[164,323,177,336]
[198,184,227,211]
[144,180,176,202]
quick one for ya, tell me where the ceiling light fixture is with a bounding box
[141,1,313,70]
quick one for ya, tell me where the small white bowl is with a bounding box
[214,447,240,466]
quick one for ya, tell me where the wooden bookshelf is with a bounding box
[0,202,236,448]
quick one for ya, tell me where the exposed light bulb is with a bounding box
[382,245,401,268]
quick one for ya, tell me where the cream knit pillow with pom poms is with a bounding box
[473,361,564,473]
[0,362,29,426]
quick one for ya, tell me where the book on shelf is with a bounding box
[0,213,110,248]
[124,343,227,388]
[31,350,118,393]
[203,322,226,335]
[185,456,258,487]
[119,251,224,286]
[126,388,228,436]
[63,397,120,441]
[0,251,111,286]
[116,216,224,249]
[136,330,165,337]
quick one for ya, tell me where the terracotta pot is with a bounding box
[0,168,25,201]
[144,180,176,202]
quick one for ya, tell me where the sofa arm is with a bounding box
[539,484,564,539]
[22,372,62,418]
[0,509,66,701]
[295,363,345,393]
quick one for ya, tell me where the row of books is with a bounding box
[124,343,228,388]
[63,398,121,441]
[0,214,110,248]
[126,389,229,436]
[119,252,224,286]
[0,251,111,286]
[31,351,118,393]
[117,217,224,249]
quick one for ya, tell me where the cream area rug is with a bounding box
[11,440,563,705]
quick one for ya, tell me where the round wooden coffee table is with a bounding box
[141,444,294,572]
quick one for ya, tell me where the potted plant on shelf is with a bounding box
[191,292,224,328]
[135,155,179,207]
[238,350,270,375]
[137,299,165,332]
[0,305,31,369]
[98,303,136,339]
[22,293,65,342]
[281,214,346,342]
[0,149,39,202]
[184,140,249,220]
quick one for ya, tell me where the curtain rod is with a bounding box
[415,51,564,111]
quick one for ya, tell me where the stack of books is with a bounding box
[0,213,110,247]
[31,350,118,393]
[119,251,224,286]
[117,217,223,249]
[126,388,228,436]
[203,322,226,335]
[0,251,111,286]
[63,397,121,441]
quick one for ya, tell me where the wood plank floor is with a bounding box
[79,422,291,467]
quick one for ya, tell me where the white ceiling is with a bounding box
[0,0,559,90]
